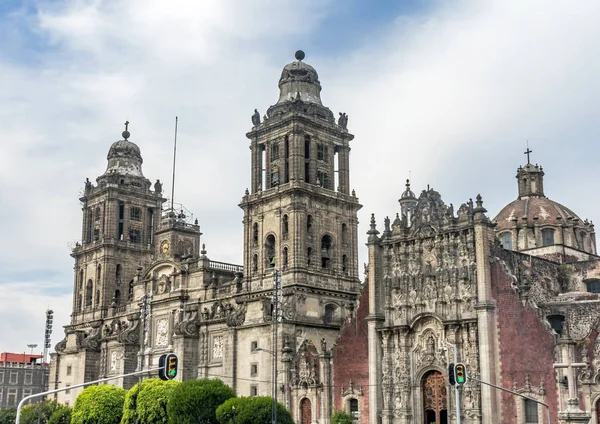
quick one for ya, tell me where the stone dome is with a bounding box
[103,129,145,178]
[276,57,322,105]
[494,197,581,231]
[400,179,416,200]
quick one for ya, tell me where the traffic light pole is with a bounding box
[443,341,461,424]
[15,367,159,424]
[467,375,551,424]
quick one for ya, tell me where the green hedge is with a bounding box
[167,378,235,424]
[71,385,126,424]
[48,405,72,424]
[137,379,179,424]
[331,409,354,424]
[216,396,293,424]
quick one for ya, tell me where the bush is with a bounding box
[216,396,293,424]
[331,409,354,424]
[19,400,61,424]
[49,405,72,424]
[167,378,235,424]
[120,381,142,424]
[71,385,126,424]
[0,407,17,424]
[137,379,179,424]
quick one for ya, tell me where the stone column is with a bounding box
[319,347,332,424]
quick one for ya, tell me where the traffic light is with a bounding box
[159,354,178,380]
[448,363,456,386]
[455,363,467,385]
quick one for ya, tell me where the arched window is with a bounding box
[94,207,101,240]
[348,398,359,420]
[324,304,336,324]
[115,264,121,284]
[85,279,93,307]
[253,223,259,245]
[307,247,312,267]
[95,290,100,307]
[265,235,276,268]
[585,279,600,293]
[321,235,333,268]
[128,280,134,300]
[283,247,288,270]
[307,215,313,233]
[541,228,555,246]
[341,223,348,243]
[500,232,512,250]
[342,255,348,275]
[282,215,289,239]
[524,399,538,423]
[97,264,102,282]
[253,254,258,272]
[547,314,565,335]
[79,270,84,290]
[86,209,93,243]
[114,290,121,306]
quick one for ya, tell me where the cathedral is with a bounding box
[50,52,600,424]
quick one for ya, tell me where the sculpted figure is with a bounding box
[251,109,261,126]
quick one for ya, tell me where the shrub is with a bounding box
[19,400,60,424]
[71,385,126,424]
[216,396,293,424]
[0,407,17,424]
[137,379,179,424]
[48,405,72,424]
[331,409,354,424]
[167,378,235,424]
[120,381,142,424]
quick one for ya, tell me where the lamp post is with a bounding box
[253,347,278,424]
[27,344,38,356]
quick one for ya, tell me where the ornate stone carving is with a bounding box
[226,303,247,328]
[118,313,140,345]
[282,295,297,320]
[175,305,200,336]
[82,320,103,351]
[213,335,224,360]
[55,337,67,353]
[155,318,169,347]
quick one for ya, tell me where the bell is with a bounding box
[321,247,330,259]
[270,256,276,267]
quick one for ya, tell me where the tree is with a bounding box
[331,409,354,424]
[136,379,179,424]
[167,378,235,424]
[71,385,126,424]
[19,400,61,424]
[216,397,293,424]
[0,407,17,424]
[48,405,72,424]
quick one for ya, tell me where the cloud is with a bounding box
[1,0,599,353]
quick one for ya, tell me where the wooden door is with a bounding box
[423,371,448,424]
[300,398,312,424]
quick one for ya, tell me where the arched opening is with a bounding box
[341,223,348,243]
[307,215,313,233]
[547,314,565,336]
[283,247,288,270]
[85,279,93,307]
[321,235,333,268]
[97,264,102,282]
[324,304,336,325]
[252,223,259,245]
[265,234,276,268]
[300,398,312,424]
[95,289,100,307]
[342,254,348,275]
[114,290,121,306]
[307,247,312,267]
[541,228,555,246]
[282,215,289,239]
[348,398,359,420]
[500,232,512,250]
[422,370,447,424]
[595,399,600,424]
[115,264,121,284]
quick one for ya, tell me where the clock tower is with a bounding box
[238,51,362,421]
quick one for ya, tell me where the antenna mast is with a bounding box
[171,117,178,211]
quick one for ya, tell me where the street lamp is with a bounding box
[27,344,38,356]
[253,346,278,424]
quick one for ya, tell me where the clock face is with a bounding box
[161,241,170,254]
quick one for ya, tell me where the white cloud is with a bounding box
[1,0,599,353]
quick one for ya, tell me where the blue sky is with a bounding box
[1,0,599,354]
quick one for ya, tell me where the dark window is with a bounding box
[116,264,121,284]
[250,363,258,377]
[283,247,288,270]
[85,280,93,307]
[542,228,555,246]
[342,255,348,274]
[86,209,93,242]
[307,215,313,233]
[317,170,329,189]
[253,223,259,245]
[501,232,512,250]
[265,235,276,268]
[271,143,280,161]
[282,215,289,238]
[128,280,134,300]
[66,366,72,376]
[119,203,125,220]
[114,290,121,306]
[341,223,348,243]
[97,264,101,282]
[95,289,100,307]
[253,254,258,272]
[304,136,310,158]
[129,228,141,243]
[130,207,141,221]
[317,144,328,161]
[250,386,258,396]
[270,169,279,187]
[586,279,600,293]
[321,235,333,268]
[307,247,312,267]
[324,304,336,324]
[525,399,538,423]
[349,398,359,419]
[251,341,258,352]
[547,314,565,335]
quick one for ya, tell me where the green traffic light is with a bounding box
[168,369,176,377]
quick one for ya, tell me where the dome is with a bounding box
[276,55,322,105]
[400,179,416,200]
[494,197,581,231]
[102,126,145,178]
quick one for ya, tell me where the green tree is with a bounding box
[0,407,17,424]
[216,397,293,424]
[167,378,235,424]
[20,400,61,424]
[48,405,72,424]
[136,379,179,424]
[331,409,354,424]
[71,385,126,424]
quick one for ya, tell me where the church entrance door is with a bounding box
[300,398,312,424]
[423,370,448,424]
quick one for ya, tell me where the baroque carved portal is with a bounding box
[422,371,448,424]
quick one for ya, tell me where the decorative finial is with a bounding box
[201,243,207,255]
[476,194,483,208]
[405,179,410,189]
[295,50,305,61]
[524,145,532,164]
[122,120,130,140]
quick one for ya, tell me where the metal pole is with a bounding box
[16,367,160,424]
[443,340,461,424]
[170,116,178,212]
[468,375,551,424]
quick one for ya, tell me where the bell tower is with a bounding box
[240,50,362,332]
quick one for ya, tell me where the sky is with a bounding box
[1,0,599,355]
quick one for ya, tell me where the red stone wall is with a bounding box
[332,283,370,422]
[491,260,559,423]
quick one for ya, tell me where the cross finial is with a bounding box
[124,121,129,131]
[524,146,532,164]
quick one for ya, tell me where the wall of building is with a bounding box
[332,283,369,422]
[491,259,559,423]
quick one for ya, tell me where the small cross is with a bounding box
[524,147,532,164]
[124,121,129,131]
